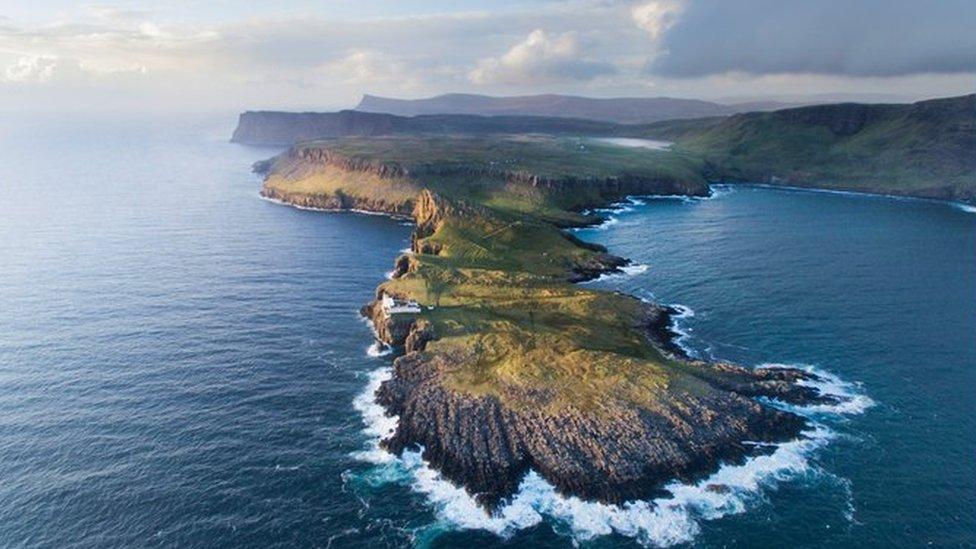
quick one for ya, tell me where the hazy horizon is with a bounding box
[1,1,974,113]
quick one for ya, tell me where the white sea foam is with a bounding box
[591,215,620,230]
[350,367,398,465]
[621,263,649,275]
[955,202,976,214]
[706,184,735,200]
[667,303,697,358]
[579,263,649,285]
[366,341,391,357]
[636,193,697,203]
[631,184,736,205]
[757,363,875,416]
[351,362,848,547]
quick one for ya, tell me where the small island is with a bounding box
[256,134,836,507]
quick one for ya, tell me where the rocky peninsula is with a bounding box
[254,135,837,508]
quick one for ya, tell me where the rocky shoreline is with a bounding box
[353,193,829,509]
[257,139,837,511]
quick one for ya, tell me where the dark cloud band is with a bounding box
[650,0,976,77]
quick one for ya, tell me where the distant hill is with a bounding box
[231,110,622,146]
[233,95,974,203]
[643,94,976,203]
[355,93,790,124]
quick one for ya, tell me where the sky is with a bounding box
[0,0,973,112]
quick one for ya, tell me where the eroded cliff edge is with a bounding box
[259,135,833,508]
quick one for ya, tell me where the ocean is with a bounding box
[0,115,972,548]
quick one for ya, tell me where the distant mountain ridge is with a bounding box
[231,110,624,146]
[355,93,791,124]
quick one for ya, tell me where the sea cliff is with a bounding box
[237,94,976,204]
[256,135,835,508]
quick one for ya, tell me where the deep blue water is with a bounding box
[0,117,973,548]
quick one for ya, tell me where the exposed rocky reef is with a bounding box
[372,303,818,507]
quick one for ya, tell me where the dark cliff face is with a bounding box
[231,111,401,146]
[230,110,625,146]
[373,303,821,509]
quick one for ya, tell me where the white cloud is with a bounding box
[3,55,88,83]
[469,29,614,85]
[0,1,972,112]
[631,0,684,41]
[312,50,437,92]
[4,55,59,82]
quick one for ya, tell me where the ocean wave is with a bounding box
[590,215,620,230]
[706,184,735,200]
[350,367,398,465]
[579,263,650,284]
[955,202,976,214]
[757,363,875,416]
[366,341,391,358]
[667,303,698,358]
[621,263,649,275]
[351,362,855,546]
[350,350,871,547]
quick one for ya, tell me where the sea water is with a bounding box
[0,115,973,547]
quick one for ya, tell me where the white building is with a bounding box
[381,293,422,315]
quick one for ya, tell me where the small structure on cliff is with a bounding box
[381,293,422,315]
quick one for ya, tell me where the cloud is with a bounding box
[1,55,104,83]
[631,0,684,42]
[469,29,615,85]
[0,1,972,111]
[648,0,976,77]
[4,55,63,82]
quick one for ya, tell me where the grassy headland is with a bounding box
[243,94,976,204]
[259,135,828,507]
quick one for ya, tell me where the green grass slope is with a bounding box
[643,94,976,202]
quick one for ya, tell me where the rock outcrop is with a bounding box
[374,301,819,508]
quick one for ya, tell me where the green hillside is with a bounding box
[643,94,976,202]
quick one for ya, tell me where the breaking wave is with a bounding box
[667,303,698,359]
[758,363,875,416]
[577,189,735,234]
[579,263,650,284]
[351,353,871,547]
[366,341,391,357]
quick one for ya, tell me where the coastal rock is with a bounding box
[259,186,413,218]
[376,347,810,508]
